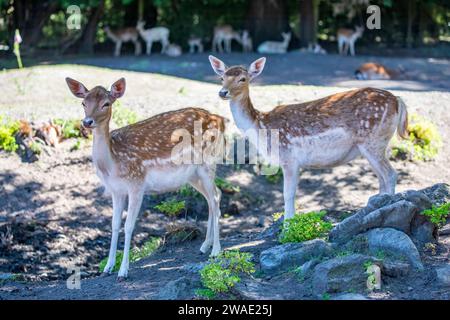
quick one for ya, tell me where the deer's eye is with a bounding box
[102,102,110,109]
[220,77,224,81]
[239,77,246,82]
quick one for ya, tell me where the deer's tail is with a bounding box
[396,96,409,139]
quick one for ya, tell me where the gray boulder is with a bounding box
[260,239,332,275]
[312,254,373,296]
[156,276,199,300]
[234,277,284,300]
[381,260,411,277]
[366,228,424,271]
[435,265,450,287]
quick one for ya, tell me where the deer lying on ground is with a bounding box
[257,32,291,54]
[65,77,225,279]
[188,36,204,54]
[136,20,170,55]
[212,25,242,53]
[209,55,408,220]
[337,26,364,56]
[241,30,253,53]
[103,26,142,57]
[165,43,182,57]
[355,62,404,80]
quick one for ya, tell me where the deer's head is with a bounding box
[65,78,126,129]
[208,55,266,100]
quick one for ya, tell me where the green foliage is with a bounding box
[70,139,82,151]
[29,141,42,155]
[391,114,442,161]
[53,118,82,139]
[214,177,240,193]
[0,116,20,152]
[422,203,450,228]
[112,101,138,127]
[98,237,161,272]
[198,250,255,296]
[195,288,217,300]
[263,166,283,184]
[279,211,333,244]
[179,184,200,198]
[154,199,186,218]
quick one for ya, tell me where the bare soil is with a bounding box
[0,57,449,299]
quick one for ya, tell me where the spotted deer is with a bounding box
[337,26,364,56]
[355,62,404,80]
[65,77,225,279]
[136,20,170,55]
[212,25,242,53]
[241,30,253,53]
[257,32,291,54]
[103,26,142,57]
[209,55,408,220]
[188,36,204,54]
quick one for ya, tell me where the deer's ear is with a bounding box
[65,77,89,98]
[248,57,266,80]
[110,78,126,99]
[209,55,226,77]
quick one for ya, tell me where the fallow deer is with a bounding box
[257,32,291,54]
[136,20,170,55]
[65,77,225,279]
[188,36,204,54]
[165,43,182,57]
[212,25,242,53]
[209,55,409,220]
[241,30,253,53]
[103,26,142,57]
[355,62,404,80]
[337,26,364,56]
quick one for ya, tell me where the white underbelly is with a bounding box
[144,165,196,193]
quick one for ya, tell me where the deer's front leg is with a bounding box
[281,164,299,220]
[117,190,144,279]
[103,192,126,274]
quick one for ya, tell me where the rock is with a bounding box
[297,259,319,276]
[234,277,283,300]
[181,262,206,274]
[260,239,332,275]
[156,276,199,300]
[366,228,423,271]
[435,265,450,287]
[421,183,450,206]
[381,261,410,277]
[312,254,373,296]
[257,219,283,240]
[0,273,16,281]
[331,293,368,300]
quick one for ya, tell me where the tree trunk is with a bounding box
[299,0,318,47]
[78,0,105,54]
[406,0,416,48]
[245,0,290,47]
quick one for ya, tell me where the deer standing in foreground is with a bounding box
[103,26,142,57]
[65,77,225,279]
[257,32,291,54]
[136,21,170,55]
[355,62,405,80]
[209,55,408,220]
[337,26,364,56]
[212,25,242,53]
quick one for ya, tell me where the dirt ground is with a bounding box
[0,54,449,299]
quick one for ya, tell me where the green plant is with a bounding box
[154,199,186,218]
[279,211,333,244]
[322,293,331,300]
[422,203,450,228]
[53,119,82,139]
[0,116,20,152]
[198,250,255,296]
[112,101,138,127]
[179,184,200,198]
[263,165,283,184]
[70,139,82,152]
[391,114,442,161]
[214,177,240,193]
[195,288,216,300]
[29,141,42,155]
[98,237,161,273]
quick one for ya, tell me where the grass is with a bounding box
[154,199,186,218]
[98,237,161,273]
[279,210,333,244]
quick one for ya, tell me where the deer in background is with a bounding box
[355,62,405,80]
[103,26,142,57]
[337,26,364,56]
[188,36,204,53]
[212,25,242,53]
[209,55,408,220]
[65,77,225,279]
[241,30,253,53]
[257,32,291,54]
[136,20,170,55]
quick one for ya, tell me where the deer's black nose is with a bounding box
[219,90,229,98]
[82,118,94,128]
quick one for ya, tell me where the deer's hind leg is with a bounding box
[358,144,397,195]
[189,166,222,256]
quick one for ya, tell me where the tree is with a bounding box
[245,0,290,47]
[299,0,319,47]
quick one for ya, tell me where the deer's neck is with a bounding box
[229,91,263,133]
[92,123,114,176]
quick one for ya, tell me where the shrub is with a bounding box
[422,203,450,228]
[197,250,255,298]
[0,116,20,152]
[262,165,283,184]
[112,101,138,127]
[391,114,442,161]
[98,237,161,273]
[214,177,240,194]
[53,118,82,139]
[279,210,333,244]
[154,199,186,218]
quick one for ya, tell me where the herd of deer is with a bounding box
[66,53,408,279]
